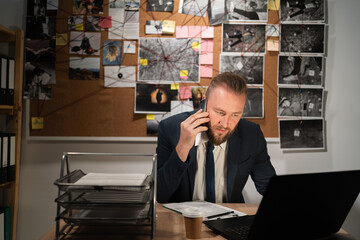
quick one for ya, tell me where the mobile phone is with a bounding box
[199,99,207,112]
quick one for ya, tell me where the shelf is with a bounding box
[0,105,14,115]
[0,181,12,188]
[0,25,16,42]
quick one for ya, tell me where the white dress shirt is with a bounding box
[192,132,228,203]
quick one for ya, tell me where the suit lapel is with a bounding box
[188,145,198,197]
[226,133,242,201]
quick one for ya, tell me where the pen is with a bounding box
[207,211,234,219]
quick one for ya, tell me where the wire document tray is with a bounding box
[54,152,157,240]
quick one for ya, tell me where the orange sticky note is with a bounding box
[267,39,280,51]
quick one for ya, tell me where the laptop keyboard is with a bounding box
[204,215,255,240]
[222,224,251,239]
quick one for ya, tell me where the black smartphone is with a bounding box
[198,99,208,128]
[198,99,207,112]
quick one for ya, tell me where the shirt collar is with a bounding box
[196,132,227,150]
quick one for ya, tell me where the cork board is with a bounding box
[29,0,280,138]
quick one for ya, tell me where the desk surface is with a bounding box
[41,203,355,240]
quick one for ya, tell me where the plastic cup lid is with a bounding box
[182,207,203,218]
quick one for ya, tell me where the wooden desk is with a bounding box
[41,203,355,240]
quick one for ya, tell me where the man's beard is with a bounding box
[206,123,236,145]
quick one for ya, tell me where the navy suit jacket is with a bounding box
[156,111,276,203]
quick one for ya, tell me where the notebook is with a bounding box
[204,170,360,240]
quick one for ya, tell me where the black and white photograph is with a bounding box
[207,0,227,25]
[222,23,266,53]
[145,20,163,34]
[227,0,268,21]
[147,0,174,12]
[280,0,325,22]
[179,0,208,17]
[69,57,100,80]
[26,16,56,39]
[278,87,323,117]
[278,55,323,86]
[69,31,101,56]
[86,16,101,31]
[25,61,56,86]
[281,24,325,54]
[68,15,84,31]
[243,87,263,118]
[220,53,264,85]
[135,83,178,113]
[138,38,200,83]
[25,38,55,63]
[25,85,52,100]
[104,66,136,87]
[146,112,171,136]
[279,119,325,150]
[27,0,46,17]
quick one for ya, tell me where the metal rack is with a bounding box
[54,152,157,240]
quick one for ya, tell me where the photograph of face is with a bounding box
[278,55,323,86]
[280,24,325,54]
[222,23,266,53]
[278,87,323,117]
[280,0,325,22]
[103,40,123,66]
[279,119,324,150]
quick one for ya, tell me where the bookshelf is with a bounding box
[0,24,24,240]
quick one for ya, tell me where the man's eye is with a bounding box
[217,111,225,116]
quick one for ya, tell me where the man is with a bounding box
[156,72,276,203]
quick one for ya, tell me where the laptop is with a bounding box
[204,170,360,240]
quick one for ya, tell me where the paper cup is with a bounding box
[183,207,203,239]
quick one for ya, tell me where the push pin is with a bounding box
[117,73,123,79]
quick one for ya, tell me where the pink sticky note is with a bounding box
[188,26,201,38]
[200,52,213,65]
[201,39,214,52]
[179,86,192,99]
[200,65,213,78]
[201,26,214,38]
[176,26,188,38]
[100,16,112,28]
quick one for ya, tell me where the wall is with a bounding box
[1,0,360,239]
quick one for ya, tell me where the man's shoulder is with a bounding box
[235,119,262,135]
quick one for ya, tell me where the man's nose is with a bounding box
[219,115,229,128]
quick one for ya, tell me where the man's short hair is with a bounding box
[206,72,247,99]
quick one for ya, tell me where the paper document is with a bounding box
[163,201,247,220]
[74,173,147,186]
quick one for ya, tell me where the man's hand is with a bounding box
[176,110,209,162]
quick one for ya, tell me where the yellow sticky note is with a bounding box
[268,0,280,10]
[192,41,200,50]
[146,114,155,120]
[162,20,176,34]
[31,117,44,130]
[75,24,84,31]
[171,83,179,90]
[180,70,188,80]
[56,33,67,46]
[140,59,148,65]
